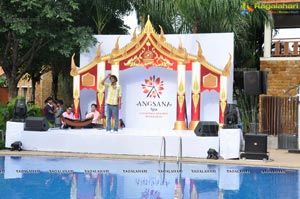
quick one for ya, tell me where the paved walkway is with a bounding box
[0,149,299,169]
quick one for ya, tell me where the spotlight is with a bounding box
[11,141,22,151]
[12,99,27,122]
[223,104,238,129]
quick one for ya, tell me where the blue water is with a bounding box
[0,156,299,199]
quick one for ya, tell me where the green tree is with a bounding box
[0,0,96,100]
[91,0,132,34]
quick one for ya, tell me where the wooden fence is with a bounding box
[259,95,297,135]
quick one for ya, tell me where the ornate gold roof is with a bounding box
[72,17,231,76]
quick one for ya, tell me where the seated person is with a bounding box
[85,104,103,128]
[61,106,75,129]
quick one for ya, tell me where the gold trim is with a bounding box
[220,89,227,116]
[131,28,137,42]
[124,46,173,68]
[70,53,78,77]
[220,88,227,100]
[81,73,95,87]
[76,17,224,76]
[174,121,188,130]
[192,93,199,111]
[159,25,166,42]
[189,120,199,130]
[178,80,185,95]
[222,53,232,76]
[203,73,218,88]
[111,36,120,55]
[94,42,103,62]
[178,95,185,113]
[192,78,200,93]
[73,88,79,111]
[97,92,104,108]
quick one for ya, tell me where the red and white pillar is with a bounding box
[174,64,187,130]
[73,75,80,119]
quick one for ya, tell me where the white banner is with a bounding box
[120,67,177,129]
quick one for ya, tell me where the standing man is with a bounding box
[101,74,122,132]
[54,100,64,128]
[44,97,55,127]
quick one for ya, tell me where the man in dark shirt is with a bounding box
[44,97,55,127]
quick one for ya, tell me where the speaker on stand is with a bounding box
[223,104,238,129]
[240,134,269,160]
[244,71,268,95]
[24,117,49,131]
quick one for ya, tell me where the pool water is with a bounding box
[0,156,299,199]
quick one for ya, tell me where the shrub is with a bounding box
[0,97,43,150]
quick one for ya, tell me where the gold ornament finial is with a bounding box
[131,28,137,41]
[159,25,166,42]
[196,40,203,57]
[222,53,232,76]
[178,37,185,54]
[112,36,120,54]
[95,42,103,59]
[196,40,206,62]
[70,53,78,76]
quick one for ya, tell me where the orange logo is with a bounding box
[141,75,164,98]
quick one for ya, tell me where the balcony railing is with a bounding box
[272,38,300,57]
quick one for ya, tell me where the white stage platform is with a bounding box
[5,121,243,159]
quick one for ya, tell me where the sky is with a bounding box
[274,28,300,39]
[122,10,139,34]
[123,11,300,39]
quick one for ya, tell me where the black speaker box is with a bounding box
[244,71,268,95]
[245,134,267,153]
[194,121,219,136]
[224,104,238,125]
[240,134,269,160]
[24,117,49,131]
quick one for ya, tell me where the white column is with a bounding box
[111,64,120,82]
[97,62,106,84]
[263,22,272,58]
[97,62,106,112]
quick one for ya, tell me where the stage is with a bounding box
[5,121,243,160]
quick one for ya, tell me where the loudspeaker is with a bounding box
[244,71,261,95]
[244,71,268,95]
[240,134,269,160]
[24,117,49,131]
[194,121,219,136]
[245,134,267,153]
[260,71,268,94]
[224,104,238,125]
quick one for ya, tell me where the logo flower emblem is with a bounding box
[241,2,254,15]
[141,75,164,98]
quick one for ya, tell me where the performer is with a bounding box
[61,106,75,128]
[54,100,64,128]
[101,74,122,132]
[85,103,102,128]
[44,97,55,127]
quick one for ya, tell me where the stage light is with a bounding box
[12,99,27,122]
[223,104,238,128]
[11,141,22,151]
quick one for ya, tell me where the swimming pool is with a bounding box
[0,156,299,199]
